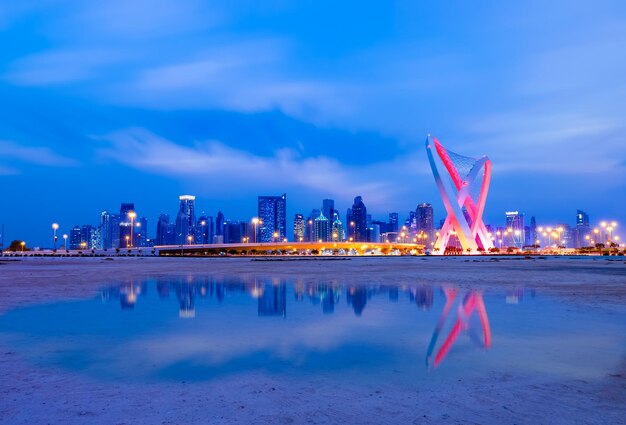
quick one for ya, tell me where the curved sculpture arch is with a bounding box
[425,135,494,254]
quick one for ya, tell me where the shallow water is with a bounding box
[1,274,625,385]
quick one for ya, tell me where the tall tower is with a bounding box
[351,196,367,242]
[332,212,344,241]
[322,199,334,222]
[293,214,305,242]
[575,209,590,248]
[176,195,196,244]
[416,203,434,243]
[314,212,330,242]
[119,203,135,248]
[258,194,287,242]
[505,211,525,248]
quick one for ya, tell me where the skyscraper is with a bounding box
[331,212,344,241]
[258,194,287,242]
[293,214,305,242]
[314,212,330,242]
[575,209,591,248]
[100,211,120,249]
[119,202,135,248]
[156,214,170,245]
[196,215,214,244]
[415,203,434,242]
[176,195,196,245]
[389,213,399,233]
[69,225,81,249]
[322,199,334,223]
[215,211,225,243]
[351,196,367,242]
[505,211,525,248]
[81,225,92,248]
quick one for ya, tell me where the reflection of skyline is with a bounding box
[102,276,534,324]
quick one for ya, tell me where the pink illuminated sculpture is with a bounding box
[425,135,494,253]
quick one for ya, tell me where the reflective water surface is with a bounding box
[1,275,625,384]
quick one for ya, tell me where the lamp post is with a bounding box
[200,220,206,244]
[125,235,130,249]
[252,218,260,243]
[52,223,59,252]
[63,234,68,251]
[273,232,278,242]
[128,211,136,247]
[20,241,25,255]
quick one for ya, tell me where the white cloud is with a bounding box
[0,140,78,167]
[96,128,407,205]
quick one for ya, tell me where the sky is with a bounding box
[1,0,625,247]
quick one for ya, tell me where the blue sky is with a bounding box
[1,1,625,246]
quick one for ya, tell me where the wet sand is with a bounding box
[1,256,625,424]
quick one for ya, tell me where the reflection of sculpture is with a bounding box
[426,288,492,368]
[425,135,494,253]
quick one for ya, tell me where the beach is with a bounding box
[1,256,625,424]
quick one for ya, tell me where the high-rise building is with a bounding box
[389,213,399,233]
[119,202,135,248]
[293,214,305,242]
[156,214,170,245]
[176,195,196,245]
[331,212,344,241]
[136,216,148,247]
[224,221,248,244]
[322,199,335,224]
[100,211,120,249]
[314,212,330,242]
[258,194,287,242]
[90,227,101,250]
[215,211,225,237]
[351,196,367,242]
[69,225,81,249]
[81,225,92,248]
[367,223,381,242]
[196,216,214,244]
[505,211,525,248]
[346,208,354,240]
[575,209,591,248]
[416,203,434,242]
[528,216,538,246]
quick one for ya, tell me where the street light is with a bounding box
[20,241,25,255]
[128,211,136,247]
[52,223,59,251]
[200,220,206,244]
[273,232,279,242]
[63,234,68,251]
[252,218,261,243]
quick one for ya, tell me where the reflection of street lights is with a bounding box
[63,234,68,251]
[52,223,59,251]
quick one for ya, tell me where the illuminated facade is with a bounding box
[425,135,494,253]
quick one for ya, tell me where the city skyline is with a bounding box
[1,2,625,247]
[3,189,619,251]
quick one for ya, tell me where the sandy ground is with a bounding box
[0,256,625,424]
